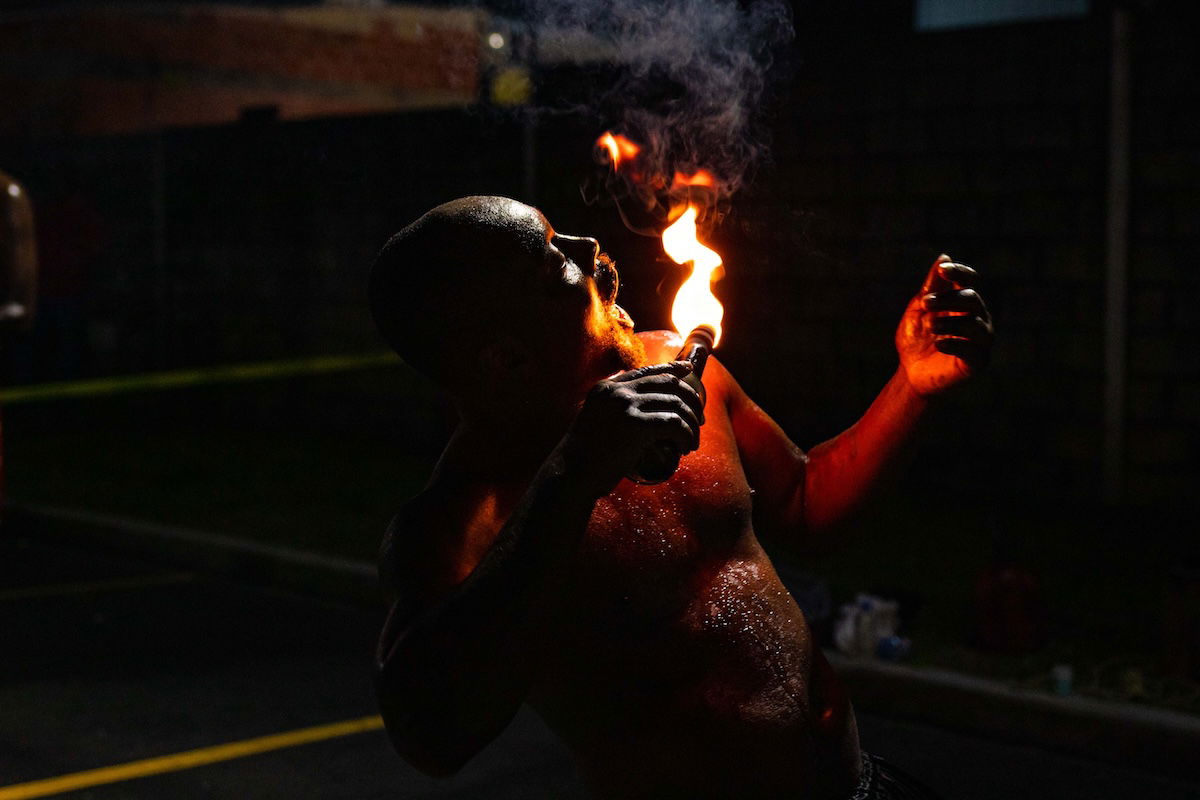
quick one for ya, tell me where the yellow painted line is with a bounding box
[0,352,399,405]
[0,716,385,800]
[0,572,194,601]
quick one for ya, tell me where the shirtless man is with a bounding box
[369,196,991,798]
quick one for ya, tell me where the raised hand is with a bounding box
[895,254,993,398]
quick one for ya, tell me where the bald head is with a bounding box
[368,196,551,387]
[370,196,642,407]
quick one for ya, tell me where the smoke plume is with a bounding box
[525,0,794,220]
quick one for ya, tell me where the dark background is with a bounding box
[1,0,1197,708]
[4,1,1196,509]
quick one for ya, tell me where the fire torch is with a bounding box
[594,132,727,485]
[627,204,724,484]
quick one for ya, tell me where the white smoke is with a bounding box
[527,0,794,199]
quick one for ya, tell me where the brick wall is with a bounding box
[0,5,483,137]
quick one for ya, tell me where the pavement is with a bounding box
[3,514,1199,799]
[0,532,584,799]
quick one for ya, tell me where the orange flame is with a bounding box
[662,205,723,346]
[597,132,640,168]
[672,169,716,188]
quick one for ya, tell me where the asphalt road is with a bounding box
[2,534,1197,799]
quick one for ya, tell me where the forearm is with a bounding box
[376,444,598,773]
[802,367,929,535]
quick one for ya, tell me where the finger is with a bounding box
[932,314,993,340]
[633,373,705,425]
[934,337,990,368]
[635,410,699,454]
[677,378,705,426]
[922,257,977,292]
[922,288,987,316]
[610,360,691,382]
[921,254,952,291]
[629,372,692,391]
[636,393,702,439]
[938,261,977,288]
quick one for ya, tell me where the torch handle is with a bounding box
[626,327,714,485]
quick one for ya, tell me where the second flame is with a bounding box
[662,206,724,346]
[598,132,640,168]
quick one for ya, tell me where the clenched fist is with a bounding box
[560,361,704,497]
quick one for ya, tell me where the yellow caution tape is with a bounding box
[0,353,399,405]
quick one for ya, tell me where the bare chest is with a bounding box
[535,415,820,761]
[570,408,756,621]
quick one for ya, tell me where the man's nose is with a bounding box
[558,234,599,268]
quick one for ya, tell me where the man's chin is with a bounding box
[607,325,646,372]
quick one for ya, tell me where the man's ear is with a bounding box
[478,334,532,382]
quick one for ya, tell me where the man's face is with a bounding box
[491,201,644,388]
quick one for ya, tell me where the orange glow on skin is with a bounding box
[597,132,641,168]
[662,205,724,346]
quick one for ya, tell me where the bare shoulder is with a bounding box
[378,482,473,610]
[700,354,745,404]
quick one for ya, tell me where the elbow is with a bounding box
[386,723,472,778]
[373,620,524,779]
[377,698,476,778]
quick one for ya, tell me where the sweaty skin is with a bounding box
[529,333,861,799]
[373,198,992,799]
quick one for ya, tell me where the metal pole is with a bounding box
[145,43,169,370]
[1103,5,1131,504]
[150,130,169,369]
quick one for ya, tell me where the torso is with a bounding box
[403,332,860,799]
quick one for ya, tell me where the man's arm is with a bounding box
[730,255,992,551]
[375,451,597,776]
[375,362,703,776]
